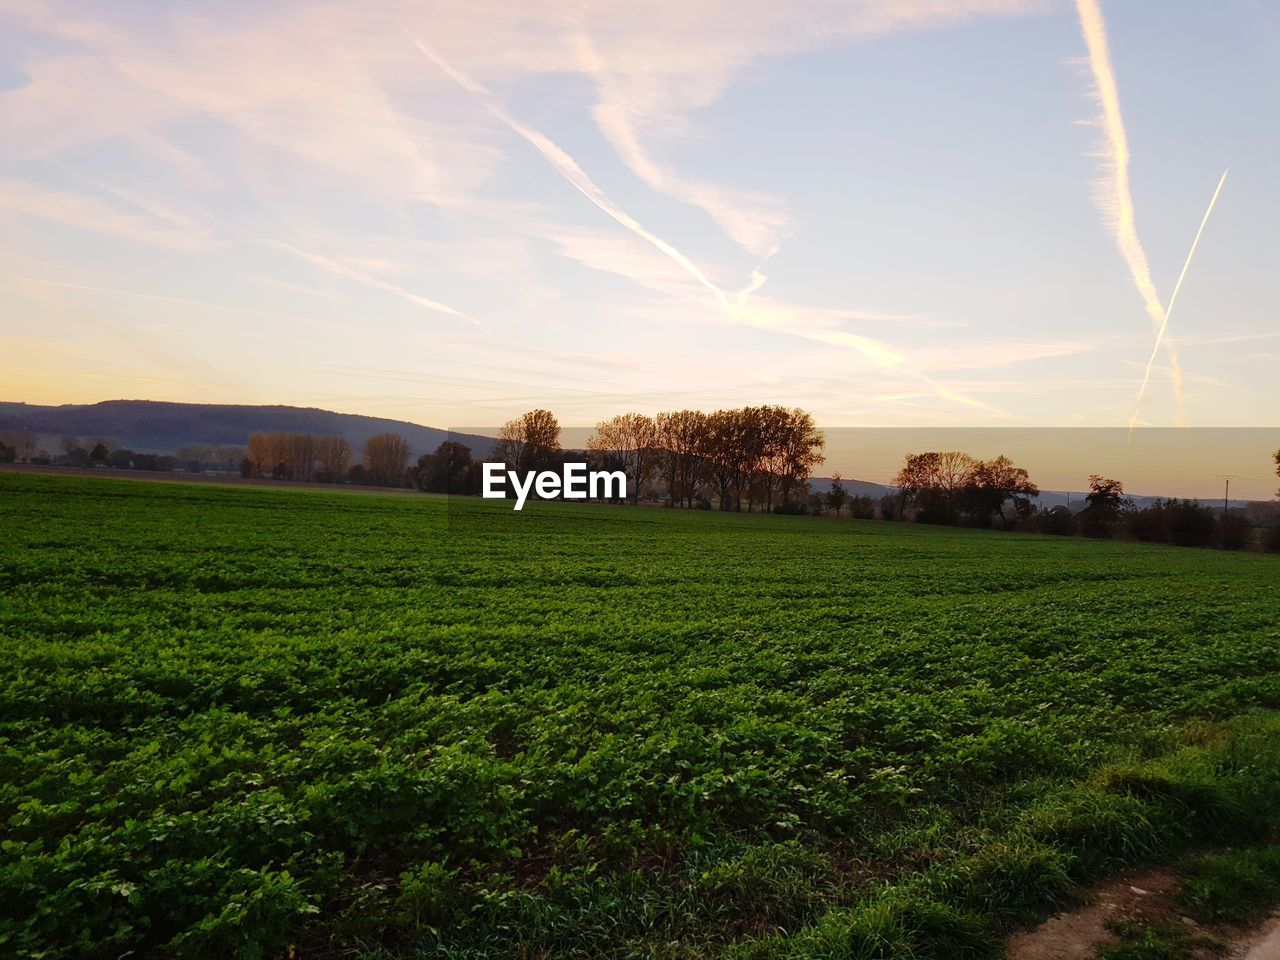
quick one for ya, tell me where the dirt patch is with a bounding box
[1006,867,1280,959]
[1006,868,1181,960]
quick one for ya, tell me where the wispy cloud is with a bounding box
[408,34,1009,412]
[264,240,486,332]
[0,178,217,251]
[571,32,792,259]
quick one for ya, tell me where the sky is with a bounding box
[1,0,1278,442]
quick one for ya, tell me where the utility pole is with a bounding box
[1216,474,1239,516]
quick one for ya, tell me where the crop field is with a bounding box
[3,473,1280,959]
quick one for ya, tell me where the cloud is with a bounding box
[263,240,486,331]
[0,178,217,251]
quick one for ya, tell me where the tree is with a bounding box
[965,455,1039,525]
[776,408,825,508]
[1274,449,1279,498]
[655,410,706,507]
[363,433,412,486]
[703,408,752,511]
[587,413,656,504]
[826,473,848,517]
[417,441,475,494]
[894,451,978,524]
[1080,475,1132,538]
[495,409,561,474]
[880,492,900,522]
[0,441,14,463]
[314,436,351,482]
[89,442,109,466]
[0,430,39,462]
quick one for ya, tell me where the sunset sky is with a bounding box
[2,0,1277,435]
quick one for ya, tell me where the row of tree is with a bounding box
[0,434,186,472]
[852,468,1280,551]
[485,406,826,511]
[892,451,1040,525]
[240,432,412,487]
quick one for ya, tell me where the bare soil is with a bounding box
[1007,867,1280,959]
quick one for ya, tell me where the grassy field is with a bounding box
[3,473,1280,959]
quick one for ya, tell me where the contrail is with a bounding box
[1074,0,1165,334]
[1128,169,1228,438]
[405,29,997,413]
[404,32,732,313]
[265,240,488,333]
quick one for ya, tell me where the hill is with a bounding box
[0,400,497,459]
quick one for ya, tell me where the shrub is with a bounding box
[1219,513,1253,551]
[849,496,876,520]
[1165,500,1216,548]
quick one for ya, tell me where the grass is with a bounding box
[2,473,1280,958]
[1180,845,1280,924]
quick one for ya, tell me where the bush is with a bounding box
[1166,500,1216,548]
[849,495,876,520]
[1127,503,1168,543]
[1219,513,1253,551]
[1263,524,1280,554]
[1035,507,1076,537]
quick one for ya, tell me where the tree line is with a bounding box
[240,432,411,487]
[417,406,827,512]
[827,466,1280,553]
[6,423,1278,551]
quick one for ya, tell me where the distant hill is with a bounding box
[0,400,497,459]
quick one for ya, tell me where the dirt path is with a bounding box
[1007,867,1280,959]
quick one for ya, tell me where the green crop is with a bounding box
[2,474,1279,958]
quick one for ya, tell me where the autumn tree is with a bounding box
[776,408,825,508]
[314,436,351,482]
[703,408,755,511]
[655,410,706,507]
[363,433,412,486]
[495,409,561,474]
[587,413,657,504]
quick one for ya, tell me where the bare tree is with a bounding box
[587,413,656,504]
[314,436,351,482]
[0,430,39,462]
[495,409,561,474]
[363,433,412,486]
[655,410,706,507]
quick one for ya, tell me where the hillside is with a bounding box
[0,400,497,458]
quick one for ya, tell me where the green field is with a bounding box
[3,474,1280,959]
